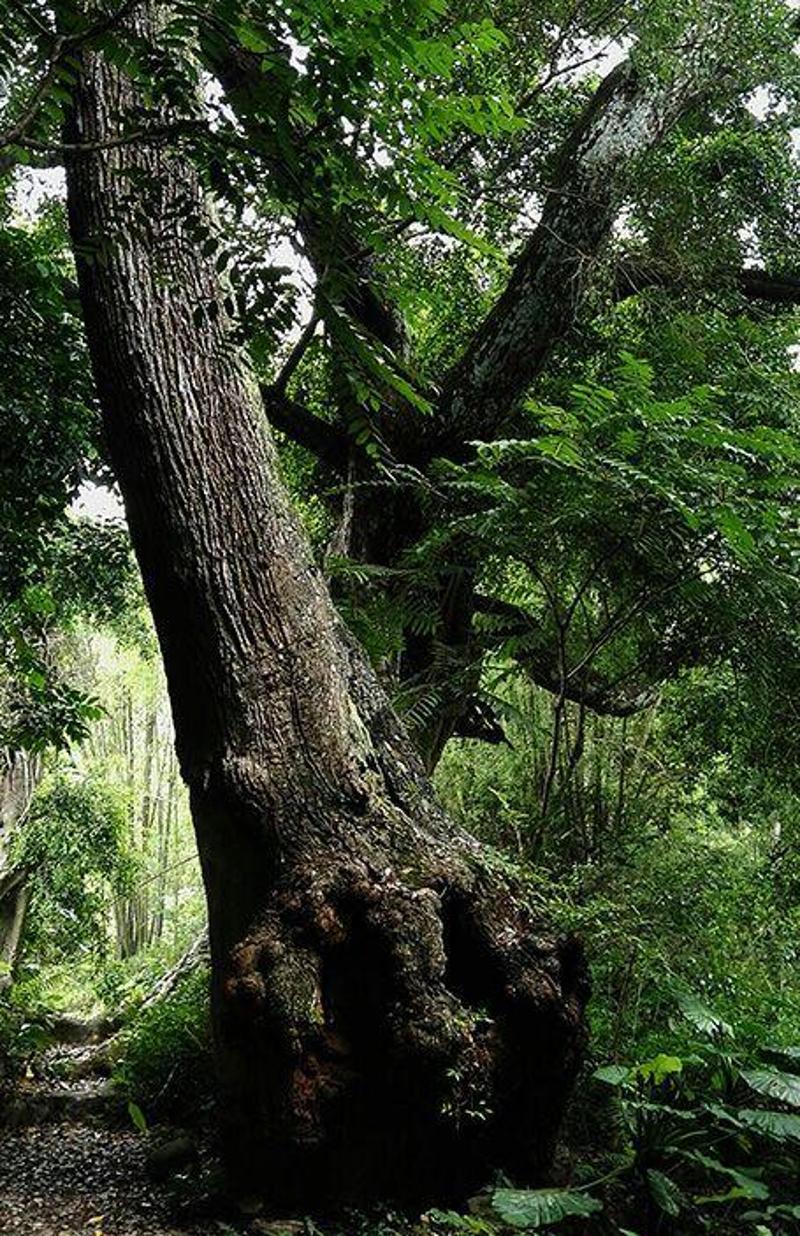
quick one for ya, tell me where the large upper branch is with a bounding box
[429,53,726,457]
[208,31,756,473]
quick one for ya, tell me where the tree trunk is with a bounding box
[0,751,38,987]
[0,868,30,991]
[64,30,587,1210]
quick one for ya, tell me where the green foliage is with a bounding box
[426,348,800,720]
[432,998,800,1234]
[115,967,213,1120]
[585,997,800,1230]
[437,669,800,1077]
[741,1069,800,1109]
[0,217,95,599]
[14,771,135,959]
[127,1099,149,1135]
[0,1000,52,1081]
[489,1188,603,1228]
[0,6,799,1232]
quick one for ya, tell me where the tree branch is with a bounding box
[273,308,321,395]
[474,594,659,718]
[428,49,728,459]
[203,37,409,358]
[614,259,800,306]
[260,385,350,473]
[0,0,143,153]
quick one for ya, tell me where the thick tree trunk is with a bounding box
[64,30,587,1209]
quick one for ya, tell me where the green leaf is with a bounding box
[715,506,755,559]
[127,1100,149,1134]
[533,436,583,468]
[741,1068,800,1108]
[636,1054,683,1085]
[675,991,733,1039]
[646,1170,683,1217]
[696,1185,766,1205]
[736,1108,800,1141]
[235,23,271,53]
[685,1151,769,1200]
[22,585,56,616]
[424,205,503,257]
[593,1064,630,1087]
[491,1187,602,1228]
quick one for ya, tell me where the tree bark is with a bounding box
[0,751,38,987]
[0,868,30,991]
[64,29,587,1210]
[434,56,721,456]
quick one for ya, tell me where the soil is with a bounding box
[0,1121,218,1236]
[0,1042,228,1236]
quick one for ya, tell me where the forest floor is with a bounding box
[0,1120,215,1236]
[0,1040,232,1236]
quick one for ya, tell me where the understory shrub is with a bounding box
[114,965,213,1121]
[421,996,800,1234]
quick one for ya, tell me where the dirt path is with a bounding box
[0,1038,224,1236]
[0,1121,214,1236]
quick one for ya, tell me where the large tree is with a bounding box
[61,8,588,1209]
[1,0,797,1211]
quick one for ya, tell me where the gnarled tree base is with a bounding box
[215,860,588,1209]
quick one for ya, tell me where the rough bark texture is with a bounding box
[64,32,587,1210]
[0,868,29,991]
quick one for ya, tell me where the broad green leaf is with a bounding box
[491,1187,602,1228]
[675,991,733,1039]
[646,1170,683,1217]
[685,1152,769,1200]
[741,1068,800,1108]
[736,1108,800,1141]
[593,1064,630,1087]
[636,1054,683,1085]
